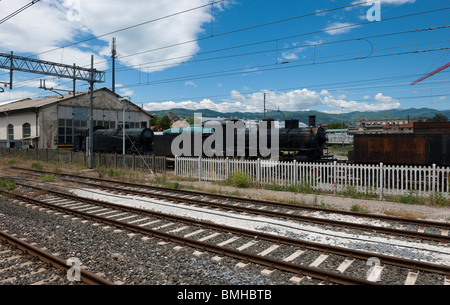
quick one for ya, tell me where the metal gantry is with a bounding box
[0,52,105,88]
[0,51,105,170]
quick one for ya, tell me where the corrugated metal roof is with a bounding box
[0,96,62,112]
[0,88,154,119]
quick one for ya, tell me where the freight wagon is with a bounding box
[349,122,450,166]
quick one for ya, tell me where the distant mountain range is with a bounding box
[148,108,450,125]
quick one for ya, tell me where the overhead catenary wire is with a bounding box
[3,6,449,90]
[5,70,449,107]
[107,6,450,67]
[117,47,450,88]
[29,0,226,59]
[2,3,449,113]
[0,0,41,25]
[110,27,450,73]
[6,46,450,107]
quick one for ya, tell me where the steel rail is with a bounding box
[0,230,114,285]
[12,183,450,277]
[33,175,450,243]
[14,167,450,230]
[1,190,376,285]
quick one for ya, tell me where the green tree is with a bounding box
[157,116,172,130]
[150,115,172,131]
[430,113,448,122]
[326,122,347,129]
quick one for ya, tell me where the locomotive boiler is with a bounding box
[75,127,154,154]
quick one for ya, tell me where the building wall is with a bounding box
[0,112,38,148]
[1,89,152,150]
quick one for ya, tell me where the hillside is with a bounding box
[148,108,450,125]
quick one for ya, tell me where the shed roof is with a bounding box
[0,87,154,118]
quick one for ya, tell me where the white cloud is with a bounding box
[323,22,360,35]
[185,81,197,88]
[0,90,37,105]
[374,92,398,103]
[144,89,401,113]
[0,0,219,73]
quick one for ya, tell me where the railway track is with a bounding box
[11,167,450,244]
[0,229,113,285]
[2,177,450,285]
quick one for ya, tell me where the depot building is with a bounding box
[0,87,153,150]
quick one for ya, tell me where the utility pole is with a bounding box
[73,63,76,96]
[263,93,266,118]
[89,55,95,169]
[111,37,117,93]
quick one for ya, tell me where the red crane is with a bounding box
[411,62,450,85]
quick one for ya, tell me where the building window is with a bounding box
[23,123,31,139]
[23,123,31,147]
[58,119,73,144]
[7,124,14,141]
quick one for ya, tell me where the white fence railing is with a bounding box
[174,157,450,198]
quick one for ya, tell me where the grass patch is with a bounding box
[342,186,378,200]
[391,191,421,205]
[431,192,450,207]
[0,179,16,190]
[42,174,57,182]
[265,182,312,194]
[223,171,254,188]
[150,176,181,189]
[388,191,450,207]
[31,162,43,170]
[350,204,370,213]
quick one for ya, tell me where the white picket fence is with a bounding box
[174,156,450,198]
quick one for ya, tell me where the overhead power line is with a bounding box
[119,47,450,88]
[110,6,450,65]
[31,0,226,58]
[111,25,450,73]
[31,0,372,59]
[0,0,41,25]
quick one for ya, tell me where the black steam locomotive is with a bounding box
[75,126,154,154]
[74,116,328,162]
[153,116,328,162]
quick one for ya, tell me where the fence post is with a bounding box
[432,163,436,197]
[333,160,337,194]
[293,160,298,185]
[174,156,178,175]
[198,156,202,181]
[256,158,261,185]
[379,162,384,200]
[225,157,229,180]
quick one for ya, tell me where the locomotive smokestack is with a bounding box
[309,115,316,127]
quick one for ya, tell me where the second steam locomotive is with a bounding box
[153,115,328,162]
[75,115,328,162]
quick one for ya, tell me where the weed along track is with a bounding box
[0,166,449,285]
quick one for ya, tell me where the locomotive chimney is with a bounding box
[308,115,316,127]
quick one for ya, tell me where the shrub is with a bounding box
[42,174,57,182]
[31,162,43,170]
[225,171,253,188]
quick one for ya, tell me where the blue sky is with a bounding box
[0,0,449,114]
